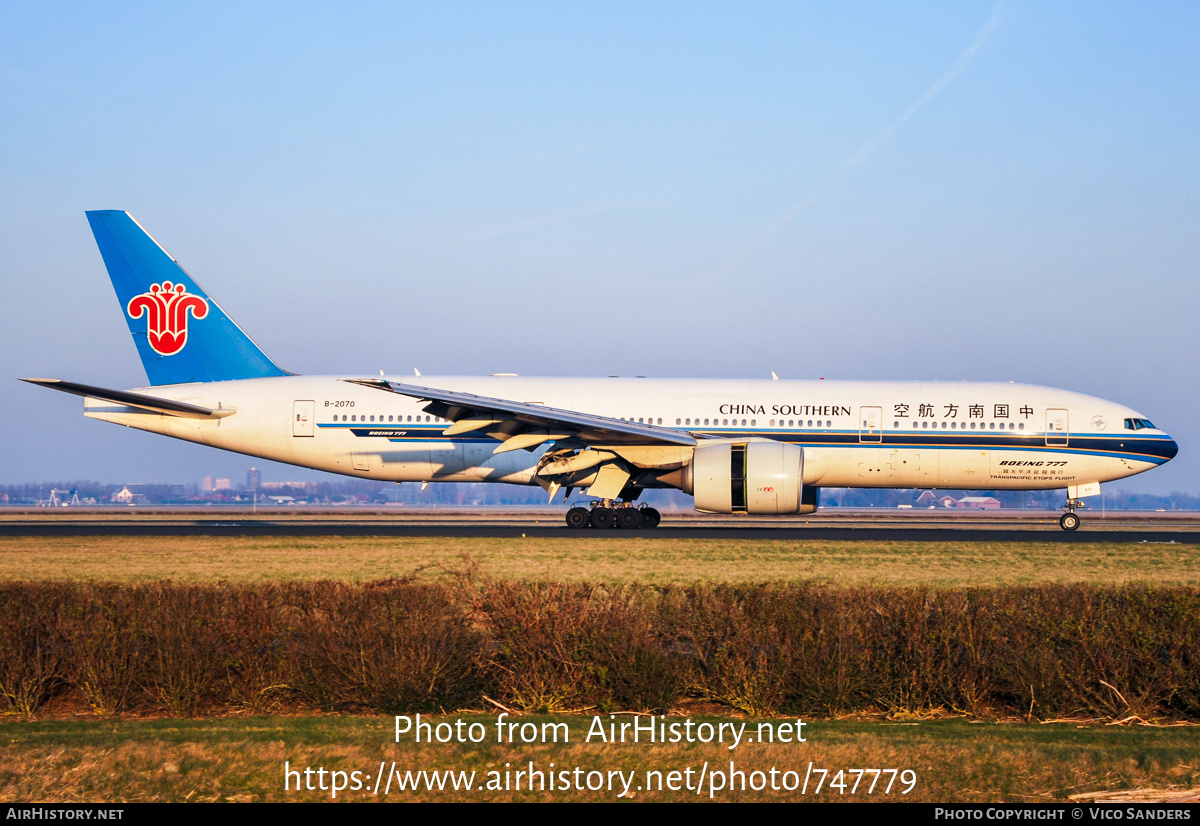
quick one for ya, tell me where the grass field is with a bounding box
[1,535,1198,586]
[2,715,1197,802]
[3,531,1198,804]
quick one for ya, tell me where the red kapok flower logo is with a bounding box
[127,281,209,356]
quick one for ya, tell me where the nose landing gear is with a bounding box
[565,500,661,529]
[1059,499,1085,531]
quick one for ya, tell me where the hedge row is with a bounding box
[1,580,1196,719]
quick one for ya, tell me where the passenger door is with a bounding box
[293,400,315,437]
[859,406,883,443]
[1046,409,1068,447]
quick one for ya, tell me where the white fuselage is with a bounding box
[82,375,1176,493]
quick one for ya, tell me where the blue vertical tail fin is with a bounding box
[86,210,288,386]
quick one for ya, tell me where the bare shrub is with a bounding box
[210,584,291,714]
[285,580,484,713]
[0,584,67,717]
[585,587,684,713]
[59,585,143,716]
[457,577,602,712]
[667,585,810,717]
[136,584,231,715]
[857,588,1000,717]
[0,580,1195,720]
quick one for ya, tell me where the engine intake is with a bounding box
[688,441,811,514]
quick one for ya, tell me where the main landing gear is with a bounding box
[1059,499,1085,532]
[565,500,661,530]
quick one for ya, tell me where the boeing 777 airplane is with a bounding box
[23,211,1178,530]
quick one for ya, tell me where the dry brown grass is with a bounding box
[1,535,1198,586]
[2,716,1197,802]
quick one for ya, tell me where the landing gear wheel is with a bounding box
[640,507,661,529]
[565,507,590,529]
[590,507,615,529]
[1059,512,1080,532]
[616,508,641,530]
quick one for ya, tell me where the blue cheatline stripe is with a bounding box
[314,422,1170,463]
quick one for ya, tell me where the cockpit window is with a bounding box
[1124,418,1157,431]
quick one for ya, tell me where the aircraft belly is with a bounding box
[376,441,432,481]
[939,449,990,487]
[823,447,934,487]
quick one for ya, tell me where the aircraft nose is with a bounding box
[1164,437,1179,461]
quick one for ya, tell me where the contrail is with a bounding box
[844,2,1004,171]
[720,1,1005,272]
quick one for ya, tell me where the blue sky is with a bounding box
[2,1,1197,494]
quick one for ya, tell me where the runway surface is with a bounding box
[2,510,1198,543]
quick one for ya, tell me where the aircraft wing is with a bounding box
[345,378,698,453]
[20,378,236,419]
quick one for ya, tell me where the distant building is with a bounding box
[913,490,1000,509]
[214,478,231,491]
[246,467,261,492]
[955,496,1001,510]
[111,486,145,505]
[201,476,214,492]
[261,481,318,493]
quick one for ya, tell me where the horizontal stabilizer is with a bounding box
[20,378,236,419]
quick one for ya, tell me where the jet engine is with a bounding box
[684,440,816,514]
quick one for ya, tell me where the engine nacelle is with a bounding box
[687,440,812,514]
